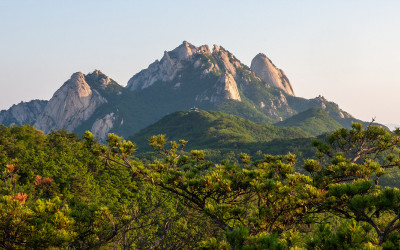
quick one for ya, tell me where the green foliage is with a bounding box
[275,107,343,136]
[105,134,322,247]
[2,121,400,248]
[0,125,184,248]
[306,220,378,249]
[0,195,76,249]
[216,97,274,124]
[307,123,400,245]
[131,110,311,153]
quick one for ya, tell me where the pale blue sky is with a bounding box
[1,1,399,124]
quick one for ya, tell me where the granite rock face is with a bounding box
[0,100,47,126]
[91,112,116,140]
[34,72,107,133]
[212,44,241,77]
[0,70,121,139]
[127,41,263,105]
[250,53,295,96]
[127,41,200,91]
[212,73,241,102]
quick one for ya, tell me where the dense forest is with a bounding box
[2,123,400,249]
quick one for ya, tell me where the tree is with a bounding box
[93,122,400,247]
[306,122,400,245]
[95,133,323,248]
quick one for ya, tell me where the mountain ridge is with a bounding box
[275,107,343,136]
[0,100,47,126]
[0,41,373,139]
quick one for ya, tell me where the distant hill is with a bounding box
[129,110,311,153]
[385,124,400,131]
[275,107,343,136]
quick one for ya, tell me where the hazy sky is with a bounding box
[1,1,399,124]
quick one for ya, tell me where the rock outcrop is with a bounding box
[91,112,116,140]
[86,70,112,88]
[34,72,107,133]
[0,100,47,126]
[212,73,241,102]
[127,41,265,105]
[250,53,295,96]
[303,95,352,120]
[128,41,201,91]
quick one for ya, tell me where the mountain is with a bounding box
[385,124,400,131]
[130,110,311,152]
[0,41,372,139]
[0,100,47,126]
[275,107,343,136]
[125,41,294,123]
[250,53,295,96]
[34,72,107,133]
[122,41,355,130]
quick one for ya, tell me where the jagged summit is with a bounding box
[86,70,112,87]
[171,41,199,60]
[213,44,219,52]
[34,72,107,134]
[85,70,124,93]
[127,41,256,92]
[128,41,206,91]
[251,53,295,96]
[128,42,298,97]
[125,41,267,113]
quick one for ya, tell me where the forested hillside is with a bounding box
[131,110,311,151]
[130,110,316,165]
[275,107,343,136]
[2,123,400,248]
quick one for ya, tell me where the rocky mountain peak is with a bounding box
[212,44,220,53]
[67,72,93,98]
[70,71,85,81]
[251,53,295,96]
[86,70,112,87]
[0,100,47,126]
[87,69,106,80]
[198,44,212,55]
[128,41,204,91]
[211,45,241,77]
[127,41,264,107]
[34,72,107,133]
[171,41,198,61]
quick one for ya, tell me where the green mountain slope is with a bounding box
[129,110,311,152]
[275,107,343,136]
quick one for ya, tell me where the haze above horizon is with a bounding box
[1,0,399,124]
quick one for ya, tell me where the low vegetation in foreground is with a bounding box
[2,123,400,249]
